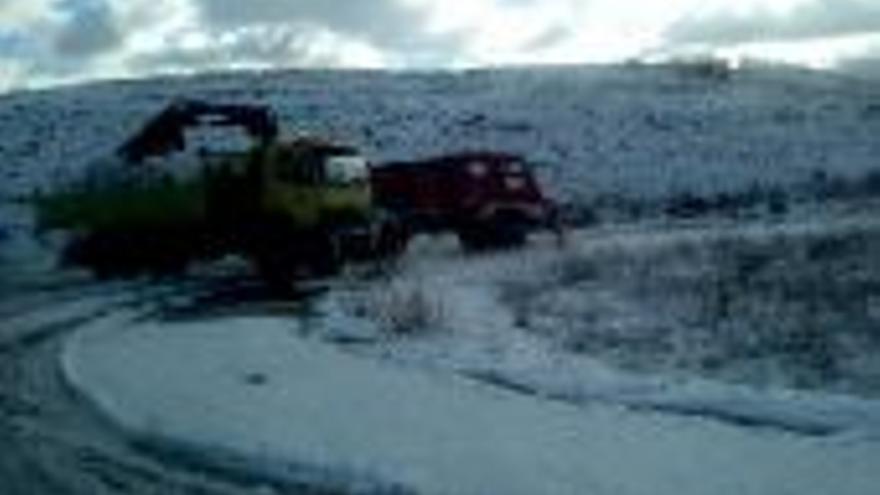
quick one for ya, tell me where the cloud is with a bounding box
[191,0,465,58]
[1,0,476,90]
[4,0,880,92]
[0,0,122,66]
[667,0,880,45]
[522,24,573,51]
[129,24,373,74]
[53,0,122,58]
[0,30,30,58]
[0,0,51,26]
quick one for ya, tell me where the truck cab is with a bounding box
[260,139,372,229]
[371,151,560,249]
[37,100,404,286]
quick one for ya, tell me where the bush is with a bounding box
[667,56,733,82]
[368,279,446,336]
[665,192,712,218]
[551,249,600,287]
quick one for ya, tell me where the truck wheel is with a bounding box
[253,251,299,294]
[376,216,411,258]
[492,220,527,248]
[491,210,529,248]
[247,218,304,292]
[252,231,340,291]
[306,234,341,277]
[64,231,136,279]
[458,214,527,251]
[147,254,189,278]
[457,227,488,251]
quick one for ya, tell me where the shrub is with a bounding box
[665,192,712,218]
[368,279,446,336]
[551,250,600,287]
[667,56,733,82]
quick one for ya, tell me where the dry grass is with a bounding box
[504,220,880,397]
[365,278,447,336]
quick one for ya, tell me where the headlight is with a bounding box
[504,176,526,190]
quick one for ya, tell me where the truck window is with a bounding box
[275,148,322,185]
[325,155,368,185]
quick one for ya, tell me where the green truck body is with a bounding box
[35,101,404,287]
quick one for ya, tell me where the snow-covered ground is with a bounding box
[2,63,880,214]
[309,220,880,433]
[56,217,880,494]
[63,314,880,495]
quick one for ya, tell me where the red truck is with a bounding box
[370,152,561,250]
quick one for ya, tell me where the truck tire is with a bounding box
[492,219,527,248]
[248,220,301,292]
[64,231,140,279]
[457,226,489,251]
[305,233,341,277]
[458,212,527,251]
[251,229,341,292]
[375,215,411,258]
[252,250,300,293]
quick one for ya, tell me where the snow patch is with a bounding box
[63,316,880,494]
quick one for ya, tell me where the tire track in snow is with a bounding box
[0,274,325,495]
[465,370,841,437]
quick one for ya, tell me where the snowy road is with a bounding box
[0,271,324,495]
[64,315,880,495]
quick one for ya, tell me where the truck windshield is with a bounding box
[325,155,368,185]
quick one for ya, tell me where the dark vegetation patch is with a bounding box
[563,168,880,228]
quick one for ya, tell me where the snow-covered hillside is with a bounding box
[1,64,879,211]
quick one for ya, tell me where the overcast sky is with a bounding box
[1,0,879,91]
